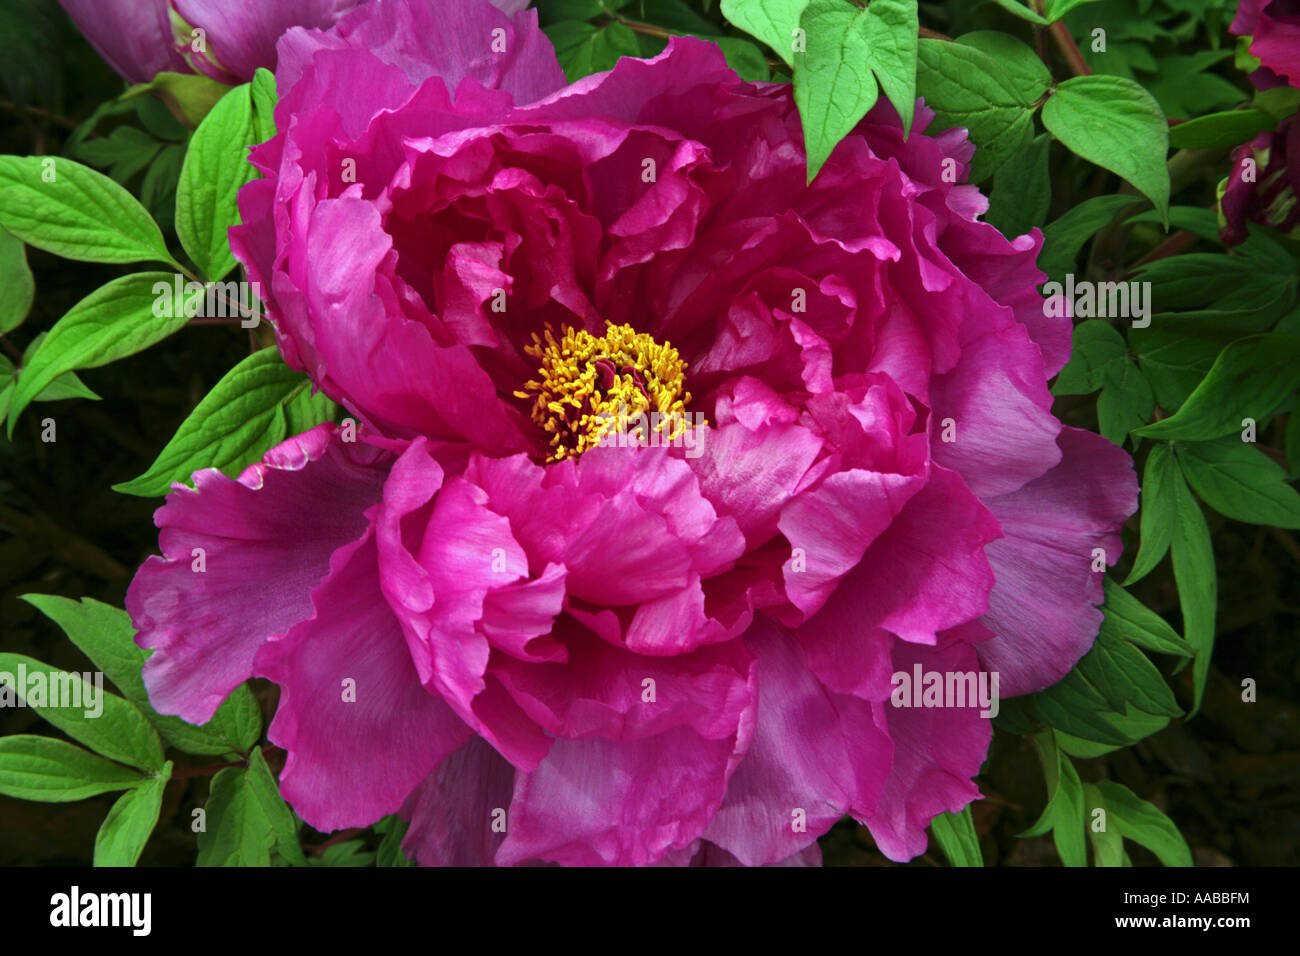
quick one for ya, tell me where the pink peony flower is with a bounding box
[57,0,529,85]
[128,0,1137,865]
[1231,0,1300,89]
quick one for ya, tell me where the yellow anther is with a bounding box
[516,321,703,461]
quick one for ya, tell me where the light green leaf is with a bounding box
[929,806,983,866]
[6,272,187,434]
[0,156,174,266]
[955,31,1050,99]
[0,653,165,772]
[245,747,307,866]
[176,83,257,280]
[0,736,144,803]
[196,767,274,866]
[0,226,34,333]
[1041,75,1170,222]
[1169,109,1274,151]
[94,765,171,867]
[1124,441,1176,585]
[794,0,877,182]
[1083,782,1125,866]
[114,347,322,497]
[720,0,807,67]
[1095,780,1192,866]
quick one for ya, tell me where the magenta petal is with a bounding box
[864,641,990,862]
[58,0,188,84]
[399,736,516,865]
[257,531,472,831]
[126,424,386,723]
[496,724,742,866]
[977,427,1138,696]
[703,620,891,866]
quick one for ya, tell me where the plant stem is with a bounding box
[1049,21,1092,77]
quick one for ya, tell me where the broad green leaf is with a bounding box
[246,747,307,866]
[1041,75,1170,222]
[720,0,807,67]
[985,132,1051,238]
[929,806,983,866]
[856,0,918,136]
[1036,670,1147,746]
[1130,315,1257,413]
[986,0,1049,24]
[1177,438,1300,528]
[1100,580,1191,657]
[709,37,771,82]
[250,68,279,144]
[954,31,1050,100]
[0,653,165,772]
[1037,194,1138,280]
[1082,782,1126,866]
[0,736,144,803]
[544,20,641,81]
[114,347,322,497]
[0,226,34,333]
[1045,0,1105,20]
[1079,632,1182,717]
[1169,463,1216,714]
[196,767,274,866]
[20,593,262,757]
[1096,358,1154,446]
[1137,333,1300,441]
[1168,109,1274,150]
[1054,320,1127,395]
[1124,442,1177,585]
[94,765,171,867]
[793,0,877,182]
[6,272,186,434]
[915,39,1038,182]
[1095,780,1192,866]
[0,156,174,266]
[176,83,257,280]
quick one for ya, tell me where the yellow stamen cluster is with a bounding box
[514,322,700,461]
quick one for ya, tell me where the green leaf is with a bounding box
[176,83,257,280]
[709,37,771,81]
[793,1,877,182]
[6,272,188,434]
[1168,109,1275,150]
[544,20,641,81]
[245,747,307,866]
[954,31,1050,98]
[1055,707,1170,757]
[1037,194,1138,280]
[1100,580,1191,658]
[1041,75,1170,222]
[310,840,375,867]
[855,0,918,137]
[0,226,34,333]
[1287,410,1300,478]
[375,815,416,867]
[1080,631,1182,717]
[1096,358,1154,446]
[0,653,165,772]
[1023,731,1086,866]
[1138,334,1300,441]
[1095,780,1192,866]
[985,133,1051,239]
[114,347,322,497]
[0,736,144,803]
[1130,315,1253,413]
[94,765,171,867]
[986,0,1049,25]
[1044,0,1105,19]
[929,806,983,866]
[1144,52,1247,120]
[20,593,262,757]
[1124,441,1176,585]
[915,39,1038,182]
[1082,782,1125,866]
[1176,438,1300,528]
[1036,670,1148,745]
[1054,320,1128,395]
[0,156,174,266]
[720,0,807,67]
[196,767,274,866]
[250,68,279,144]
[1169,462,1216,714]
[72,126,163,185]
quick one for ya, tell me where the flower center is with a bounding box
[514,322,700,461]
